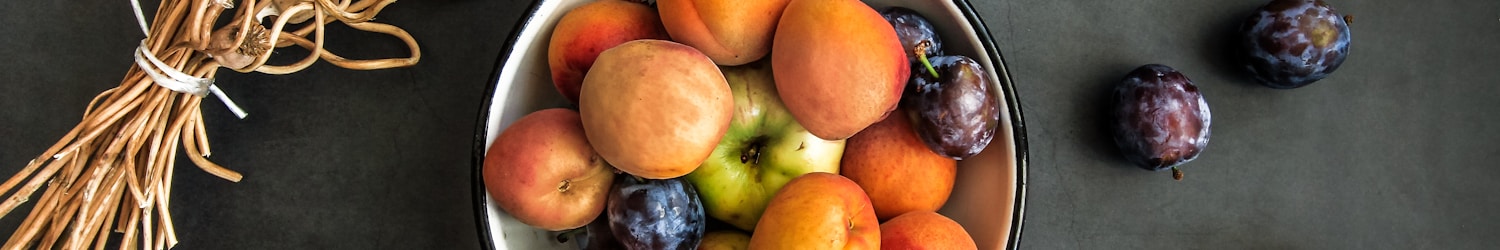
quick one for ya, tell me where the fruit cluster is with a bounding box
[1111,0,1352,179]
[483,0,1000,249]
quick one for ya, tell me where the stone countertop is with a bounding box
[2,0,1497,248]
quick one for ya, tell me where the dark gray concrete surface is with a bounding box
[2,0,1497,249]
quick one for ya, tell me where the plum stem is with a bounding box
[1171,167,1183,181]
[915,40,939,78]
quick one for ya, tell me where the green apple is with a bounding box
[686,59,846,231]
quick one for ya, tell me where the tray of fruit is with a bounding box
[471,0,1027,248]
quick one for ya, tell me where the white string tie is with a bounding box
[130,0,249,119]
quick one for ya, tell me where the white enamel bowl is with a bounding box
[472,0,1028,249]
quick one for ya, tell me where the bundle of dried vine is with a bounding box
[0,0,419,248]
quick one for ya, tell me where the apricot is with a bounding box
[578,39,733,180]
[750,173,880,250]
[483,108,613,231]
[772,0,910,140]
[880,211,978,250]
[657,0,791,66]
[841,108,957,220]
[547,0,668,104]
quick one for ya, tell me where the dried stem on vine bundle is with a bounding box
[0,0,420,248]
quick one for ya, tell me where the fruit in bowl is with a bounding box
[482,108,614,231]
[686,60,846,231]
[476,0,1026,249]
[841,108,958,221]
[905,54,1002,160]
[885,4,1000,161]
[605,175,707,249]
[882,7,944,65]
[748,173,880,250]
[772,0,911,141]
[547,0,668,103]
[880,211,978,249]
[578,39,733,180]
[698,230,752,250]
[657,0,791,66]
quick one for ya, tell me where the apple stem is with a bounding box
[1171,167,1183,181]
[915,40,939,79]
[743,144,761,164]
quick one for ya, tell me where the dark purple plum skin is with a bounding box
[1240,0,1351,89]
[606,176,704,250]
[1112,64,1211,171]
[905,55,1001,160]
[882,7,944,63]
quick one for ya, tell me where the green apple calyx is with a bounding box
[686,60,846,231]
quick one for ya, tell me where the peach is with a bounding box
[483,108,614,231]
[880,211,977,250]
[579,39,733,179]
[750,173,879,250]
[547,0,668,104]
[841,108,957,220]
[771,0,909,140]
[657,0,791,66]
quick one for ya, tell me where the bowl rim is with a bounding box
[470,0,1029,249]
[953,0,1029,247]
